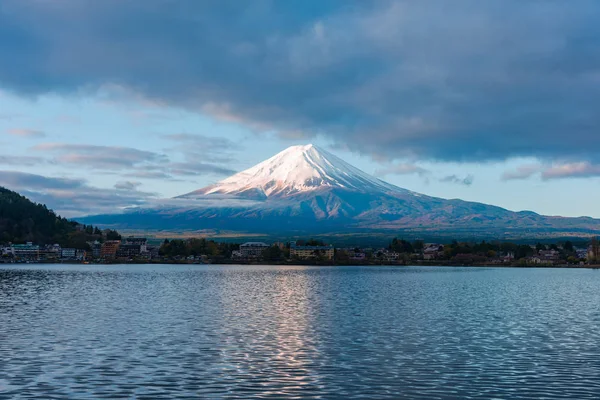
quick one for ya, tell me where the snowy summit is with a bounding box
[182,144,400,199]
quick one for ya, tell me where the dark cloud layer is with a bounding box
[0,171,85,189]
[1,1,600,163]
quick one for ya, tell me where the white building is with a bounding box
[61,248,77,259]
[239,242,270,258]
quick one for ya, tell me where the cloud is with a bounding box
[541,162,600,180]
[0,170,157,217]
[501,164,543,181]
[0,155,45,166]
[0,170,85,189]
[502,161,600,180]
[440,174,474,186]
[159,133,239,176]
[144,195,263,210]
[375,163,430,177]
[114,180,142,190]
[33,143,168,169]
[168,161,236,177]
[163,133,238,151]
[1,1,600,164]
[0,113,22,120]
[27,141,235,180]
[122,171,175,180]
[162,133,240,164]
[6,128,45,138]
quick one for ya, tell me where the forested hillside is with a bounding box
[0,186,78,245]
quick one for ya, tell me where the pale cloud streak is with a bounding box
[6,128,45,138]
[501,164,543,181]
[541,162,600,180]
[33,143,168,169]
[375,163,430,177]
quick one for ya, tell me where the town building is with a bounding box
[61,248,77,260]
[116,244,143,259]
[12,242,40,261]
[76,249,86,261]
[1,245,14,257]
[239,242,270,258]
[423,244,444,260]
[349,252,366,261]
[124,237,147,253]
[100,240,121,259]
[382,251,401,263]
[500,252,515,263]
[290,243,334,260]
[145,245,160,259]
[40,244,61,261]
[538,249,560,263]
[88,241,102,258]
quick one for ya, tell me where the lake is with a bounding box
[1,264,599,399]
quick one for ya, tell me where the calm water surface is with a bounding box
[1,264,600,399]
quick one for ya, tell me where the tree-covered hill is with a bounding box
[0,187,120,248]
[0,186,78,245]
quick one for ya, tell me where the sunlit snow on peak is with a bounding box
[182,144,406,199]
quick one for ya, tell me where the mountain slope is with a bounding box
[80,144,600,239]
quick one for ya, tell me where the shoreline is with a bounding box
[2,260,600,269]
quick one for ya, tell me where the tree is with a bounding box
[536,242,546,252]
[567,256,579,264]
[390,238,414,253]
[0,186,76,245]
[591,237,600,263]
[564,241,574,252]
[515,244,534,259]
[105,230,121,241]
[412,240,424,252]
[262,245,283,261]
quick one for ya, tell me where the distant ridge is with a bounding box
[80,145,600,240]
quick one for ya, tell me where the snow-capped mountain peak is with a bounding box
[182,144,402,198]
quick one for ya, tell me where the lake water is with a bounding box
[1,265,600,399]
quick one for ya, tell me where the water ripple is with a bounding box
[1,265,600,399]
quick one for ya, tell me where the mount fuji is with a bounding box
[81,144,600,240]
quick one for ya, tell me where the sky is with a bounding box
[1,0,600,218]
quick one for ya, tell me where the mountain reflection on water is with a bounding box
[1,264,600,399]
